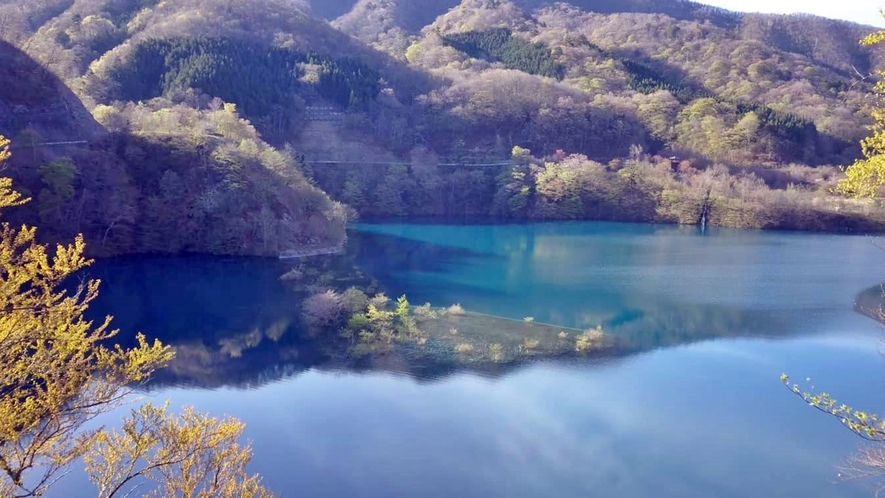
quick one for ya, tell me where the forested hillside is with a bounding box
[326,0,878,72]
[9,0,880,164]
[0,39,347,256]
[322,0,737,39]
[0,0,884,248]
[103,37,382,141]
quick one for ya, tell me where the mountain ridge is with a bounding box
[1,0,884,249]
[4,0,880,167]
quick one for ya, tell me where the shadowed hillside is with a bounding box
[739,13,881,75]
[0,39,104,142]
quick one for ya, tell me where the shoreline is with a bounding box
[278,242,345,259]
[351,216,885,237]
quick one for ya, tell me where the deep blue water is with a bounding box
[52,222,885,497]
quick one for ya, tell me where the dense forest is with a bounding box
[109,37,382,140]
[0,0,884,255]
[442,28,566,79]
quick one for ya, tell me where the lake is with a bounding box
[55,222,885,497]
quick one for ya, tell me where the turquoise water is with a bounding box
[55,222,885,497]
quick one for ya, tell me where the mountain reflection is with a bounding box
[351,230,801,343]
[82,226,844,390]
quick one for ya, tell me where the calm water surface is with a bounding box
[55,222,885,497]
